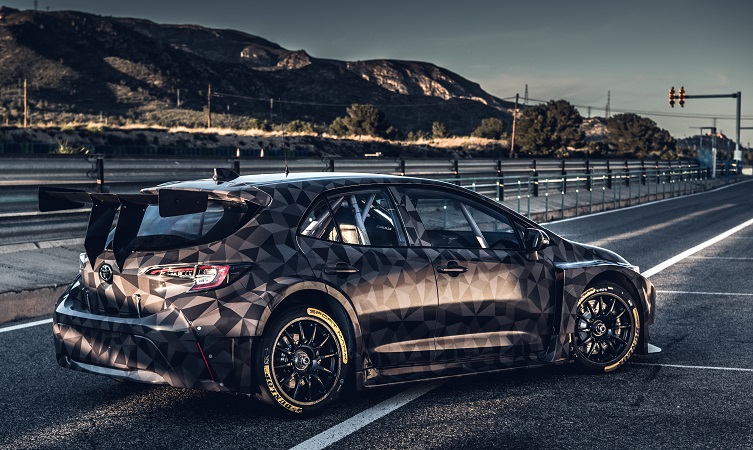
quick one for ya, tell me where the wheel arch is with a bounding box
[258,281,366,389]
[586,269,650,354]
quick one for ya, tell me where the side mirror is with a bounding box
[524,228,549,260]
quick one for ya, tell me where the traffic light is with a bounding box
[669,86,676,108]
[679,86,686,107]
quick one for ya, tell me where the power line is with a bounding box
[214,91,751,121]
[524,97,753,121]
[212,92,504,109]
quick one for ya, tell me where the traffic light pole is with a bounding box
[674,91,742,171]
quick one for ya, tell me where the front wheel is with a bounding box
[572,282,640,373]
[255,307,350,416]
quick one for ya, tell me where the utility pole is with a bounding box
[23,79,27,128]
[524,84,529,106]
[207,84,212,128]
[605,91,611,119]
[509,93,519,159]
[176,88,180,108]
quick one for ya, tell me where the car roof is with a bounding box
[150,172,447,193]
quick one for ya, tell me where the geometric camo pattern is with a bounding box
[52,172,655,393]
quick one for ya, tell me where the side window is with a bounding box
[466,204,520,249]
[299,190,405,247]
[406,188,520,249]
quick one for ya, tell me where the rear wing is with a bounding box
[39,185,271,270]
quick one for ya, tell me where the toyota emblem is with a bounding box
[99,263,113,283]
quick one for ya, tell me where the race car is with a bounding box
[41,169,656,416]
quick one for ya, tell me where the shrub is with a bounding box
[247,118,271,131]
[432,121,449,139]
[287,120,315,133]
[329,104,390,138]
[471,118,506,140]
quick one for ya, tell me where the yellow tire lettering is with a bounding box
[603,307,640,372]
[264,364,302,414]
[307,308,348,364]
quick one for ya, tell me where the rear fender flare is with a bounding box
[254,279,368,377]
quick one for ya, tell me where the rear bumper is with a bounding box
[53,278,256,392]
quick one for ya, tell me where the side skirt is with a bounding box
[359,353,568,389]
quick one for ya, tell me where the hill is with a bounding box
[0,7,513,134]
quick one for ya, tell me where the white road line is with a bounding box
[543,178,753,225]
[289,382,442,450]
[687,256,753,260]
[3,179,749,446]
[657,290,753,297]
[632,363,753,373]
[642,216,753,278]
[0,318,52,334]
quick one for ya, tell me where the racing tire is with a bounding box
[572,282,640,373]
[255,306,350,416]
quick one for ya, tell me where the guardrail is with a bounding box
[7,155,748,245]
[0,155,705,213]
[0,155,735,245]
[439,165,713,221]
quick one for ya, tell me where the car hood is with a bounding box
[542,232,637,271]
[575,242,630,266]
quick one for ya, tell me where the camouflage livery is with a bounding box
[46,172,656,395]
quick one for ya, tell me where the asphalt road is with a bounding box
[2,180,752,449]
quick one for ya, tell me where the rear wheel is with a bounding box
[255,307,349,416]
[572,282,640,373]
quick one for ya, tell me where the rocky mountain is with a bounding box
[0,7,513,134]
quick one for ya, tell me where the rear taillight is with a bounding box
[146,265,230,292]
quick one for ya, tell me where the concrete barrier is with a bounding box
[0,285,67,324]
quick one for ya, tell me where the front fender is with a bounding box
[547,261,655,361]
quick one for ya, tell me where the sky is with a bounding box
[3,0,753,145]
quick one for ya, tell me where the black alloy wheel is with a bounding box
[573,282,640,373]
[256,307,349,416]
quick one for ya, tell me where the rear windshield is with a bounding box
[107,202,250,251]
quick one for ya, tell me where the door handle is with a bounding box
[437,261,468,274]
[324,263,360,275]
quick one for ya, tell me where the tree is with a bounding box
[406,130,429,142]
[329,104,390,138]
[471,117,506,140]
[287,120,316,134]
[247,118,271,131]
[606,113,676,158]
[432,121,448,139]
[348,104,389,137]
[329,116,349,137]
[516,100,584,156]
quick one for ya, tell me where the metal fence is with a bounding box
[0,155,704,211]
[0,154,737,245]
[440,165,713,221]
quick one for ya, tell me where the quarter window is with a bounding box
[299,197,339,241]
